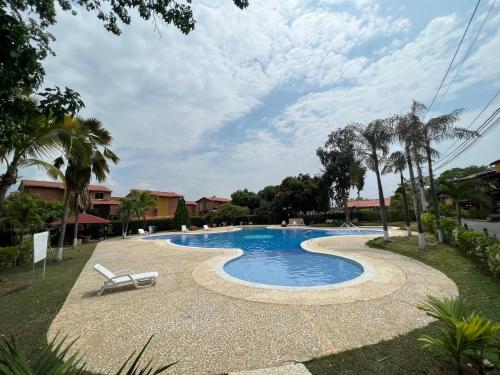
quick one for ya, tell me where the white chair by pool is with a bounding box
[138,228,148,236]
[181,225,189,233]
[203,225,210,231]
[94,264,159,296]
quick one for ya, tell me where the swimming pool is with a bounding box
[145,227,382,287]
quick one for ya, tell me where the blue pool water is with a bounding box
[145,228,382,287]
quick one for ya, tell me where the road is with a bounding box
[463,219,500,237]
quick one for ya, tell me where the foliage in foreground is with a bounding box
[0,335,176,375]
[417,296,500,375]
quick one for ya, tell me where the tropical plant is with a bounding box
[1,191,44,242]
[0,98,65,207]
[129,191,157,230]
[317,125,366,223]
[383,151,412,237]
[0,334,176,374]
[53,117,119,262]
[118,197,135,238]
[417,295,500,375]
[395,102,426,250]
[355,119,393,241]
[69,187,91,248]
[415,101,474,243]
[173,197,190,230]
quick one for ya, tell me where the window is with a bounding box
[94,192,104,199]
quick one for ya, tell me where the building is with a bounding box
[196,196,231,216]
[18,179,119,219]
[186,201,197,216]
[347,198,391,210]
[127,190,182,218]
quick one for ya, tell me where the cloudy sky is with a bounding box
[25,0,500,201]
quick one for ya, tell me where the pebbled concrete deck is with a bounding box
[48,228,457,375]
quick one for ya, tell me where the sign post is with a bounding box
[33,231,49,288]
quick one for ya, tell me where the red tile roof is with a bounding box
[197,196,231,203]
[128,189,182,198]
[91,199,119,205]
[21,180,111,192]
[185,200,197,205]
[347,198,390,208]
[52,212,110,225]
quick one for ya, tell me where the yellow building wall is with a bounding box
[156,197,170,217]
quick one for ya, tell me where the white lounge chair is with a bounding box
[203,225,210,231]
[94,264,158,296]
[181,225,189,233]
[138,228,148,236]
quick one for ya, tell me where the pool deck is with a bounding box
[48,227,458,374]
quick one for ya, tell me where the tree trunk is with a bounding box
[415,156,428,212]
[0,152,21,208]
[20,223,25,243]
[343,193,350,223]
[400,172,412,237]
[455,201,462,226]
[122,220,126,239]
[72,211,79,248]
[373,156,390,242]
[426,146,444,243]
[406,146,425,251]
[55,195,70,262]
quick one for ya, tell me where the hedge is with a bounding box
[302,209,415,225]
[0,239,33,273]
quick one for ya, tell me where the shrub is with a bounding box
[485,242,500,277]
[0,239,33,273]
[440,217,459,244]
[173,197,190,230]
[454,229,484,258]
[421,213,436,233]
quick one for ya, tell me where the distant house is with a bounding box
[18,179,119,219]
[196,196,231,216]
[185,200,197,216]
[347,198,391,210]
[127,190,182,218]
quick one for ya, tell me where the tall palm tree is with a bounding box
[54,117,119,262]
[355,119,393,242]
[0,98,64,206]
[70,186,91,248]
[118,197,135,238]
[418,105,476,243]
[382,151,412,237]
[395,102,426,250]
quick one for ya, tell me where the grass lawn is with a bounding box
[305,234,500,375]
[0,243,97,359]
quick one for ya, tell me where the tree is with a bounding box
[118,197,135,238]
[396,102,426,250]
[1,191,44,242]
[54,117,119,262]
[130,190,156,229]
[70,186,91,248]
[418,104,476,243]
[216,203,249,224]
[173,197,190,229]
[383,151,412,237]
[231,189,260,211]
[435,166,491,225]
[355,119,393,241]
[0,98,66,207]
[317,125,365,223]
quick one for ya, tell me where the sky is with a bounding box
[21,0,500,201]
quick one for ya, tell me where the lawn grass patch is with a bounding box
[305,234,500,375]
[0,243,97,359]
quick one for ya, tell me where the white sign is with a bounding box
[33,231,49,263]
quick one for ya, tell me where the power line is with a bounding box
[424,0,481,118]
[433,106,500,171]
[435,87,500,161]
[435,0,496,110]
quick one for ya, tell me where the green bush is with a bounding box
[421,213,436,232]
[0,239,33,273]
[485,242,500,277]
[440,217,459,244]
[454,229,484,257]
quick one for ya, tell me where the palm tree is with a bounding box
[54,117,119,262]
[70,186,91,248]
[418,105,476,243]
[382,151,412,237]
[355,119,393,242]
[0,98,65,207]
[129,190,156,230]
[118,197,135,238]
[395,102,426,251]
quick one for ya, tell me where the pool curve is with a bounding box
[144,227,382,288]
